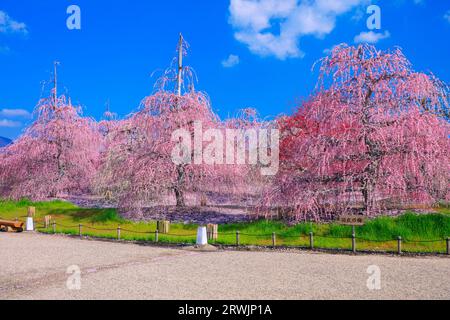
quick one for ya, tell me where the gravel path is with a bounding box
[0,232,449,300]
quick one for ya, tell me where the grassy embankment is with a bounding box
[1,199,449,253]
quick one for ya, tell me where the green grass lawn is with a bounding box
[1,199,449,254]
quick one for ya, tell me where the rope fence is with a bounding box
[223,231,450,254]
[46,221,199,242]
[3,217,448,255]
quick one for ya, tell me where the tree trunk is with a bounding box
[174,165,186,207]
[361,176,376,215]
[360,87,381,215]
[361,141,380,215]
[174,187,185,207]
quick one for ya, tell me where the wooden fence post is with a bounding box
[236,231,240,246]
[44,215,51,229]
[207,224,218,241]
[52,221,56,233]
[117,226,121,240]
[157,221,170,234]
[447,238,449,256]
[272,232,276,248]
[79,224,82,238]
[309,232,314,250]
[155,230,159,242]
[397,236,402,255]
[352,233,356,253]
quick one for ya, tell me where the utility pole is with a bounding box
[53,61,60,108]
[105,99,110,115]
[177,33,183,97]
[174,33,186,207]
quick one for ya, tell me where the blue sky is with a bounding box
[0,0,449,139]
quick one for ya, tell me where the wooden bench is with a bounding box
[0,219,24,232]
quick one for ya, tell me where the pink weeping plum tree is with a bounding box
[264,44,449,221]
[1,41,447,223]
[222,108,275,205]
[112,91,219,210]
[99,93,263,213]
[0,94,101,200]
[94,106,123,201]
[96,36,261,214]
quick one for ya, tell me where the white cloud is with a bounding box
[354,30,390,43]
[0,108,32,118]
[0,119,21,128]
[445,10,450,23]
[0,11,28,34]
[222,54,240,68]
[351,7,365,22]
[229,0,367,60]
